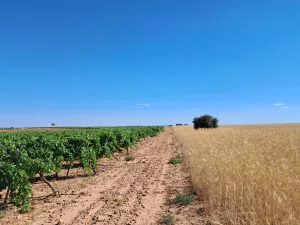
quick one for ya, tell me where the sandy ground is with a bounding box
[0,127,205,225]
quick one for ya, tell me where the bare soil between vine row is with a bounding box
[1,127,205,225]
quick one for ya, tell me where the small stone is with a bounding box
[56,220,63,225]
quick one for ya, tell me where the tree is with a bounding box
[193,114,219,129]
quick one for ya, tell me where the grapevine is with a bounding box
[0,126,163,211]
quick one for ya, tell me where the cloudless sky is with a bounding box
[1,0,300,127]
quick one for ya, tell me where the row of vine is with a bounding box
[0,126,163,212]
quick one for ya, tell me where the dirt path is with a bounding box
[1,127,204,225]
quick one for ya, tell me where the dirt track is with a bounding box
[1,127,204,225]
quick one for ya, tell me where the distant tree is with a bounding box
[211,117,218,128]
[193,114,219,130]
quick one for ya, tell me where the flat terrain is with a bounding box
[1,127,204,225]
[0,128,69,132]
[174,124,300,225]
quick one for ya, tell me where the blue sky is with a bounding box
[1,0,300,127]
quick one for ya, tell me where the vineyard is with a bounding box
[0,126,163,212]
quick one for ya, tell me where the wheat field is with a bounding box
[174,124,300,225]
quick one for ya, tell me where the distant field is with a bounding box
[0,128,68,132]
[0,126,154,132]
[221,123,300,128]
[174,124,300,225]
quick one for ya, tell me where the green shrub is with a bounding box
[193,114,219,129]
[161,214,174,224]
[125,155,135,161]
[169,155,182,165]
[175,193,193,205]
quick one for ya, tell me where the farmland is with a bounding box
[174,124,300,225]
[1,124,300,225]
[0,127,163,212]
[0,127,204,225]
